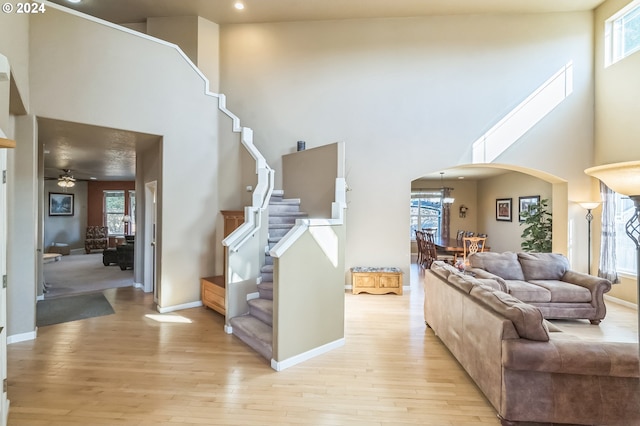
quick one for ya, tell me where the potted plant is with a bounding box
[520,198,552,252]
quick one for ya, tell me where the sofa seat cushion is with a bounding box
[527,279,591,303]
[469,286,549,341]
[468,251,525,281]
[506,280,551,303]
[518,252,569,281]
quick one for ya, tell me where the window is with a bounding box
[605,1,640,67]
[104,190,125,235]
[614,192,638,275]
[410,191,442,239]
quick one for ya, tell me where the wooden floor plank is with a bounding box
[7,263,637,425]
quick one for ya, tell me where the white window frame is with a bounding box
[604,0,640,67]
[104,190,126,236]
[411,190,443,240]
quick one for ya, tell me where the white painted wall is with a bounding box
[43,180,87,251]
[0,12,29,113]
[594,0,640,165]
[29,9,221,309]
[7,115,37,337]
[593,0,640,304]
[477,172,553,253]
[220,12,595,277]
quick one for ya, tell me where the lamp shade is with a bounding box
[585,161,640,197]
[577,201,601,210]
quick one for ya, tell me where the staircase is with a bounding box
[228,190,307,360]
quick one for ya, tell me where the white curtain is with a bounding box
[598,182,620,283]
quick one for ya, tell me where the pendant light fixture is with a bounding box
[440,172,455,204]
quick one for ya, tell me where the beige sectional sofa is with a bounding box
[467,252,611,324]
[424,261,640,425]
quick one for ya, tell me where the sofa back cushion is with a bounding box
[468,252,525,281]
[518,252,569,281]
[430,261,458,280]
[469,285,549,341]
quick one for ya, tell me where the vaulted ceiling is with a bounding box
[40,0,606,182]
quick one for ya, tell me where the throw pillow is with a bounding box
[468,252,525,281]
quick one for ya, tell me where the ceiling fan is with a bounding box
[44,169,84,188]
[56,169,76,188]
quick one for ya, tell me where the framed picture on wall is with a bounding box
[496,198,512,222]
[49,192,74,216]
[518,195,540,222]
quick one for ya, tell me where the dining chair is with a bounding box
[415,230,426,266]
[463,236,487,261]
[425,232,455,267]
[456,230,465,241]
[465,231,475,237]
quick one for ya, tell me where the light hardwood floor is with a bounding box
[7,264,638,425]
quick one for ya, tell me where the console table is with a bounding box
[351,267,403,295]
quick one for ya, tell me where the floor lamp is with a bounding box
[585,161,640,368]
[577,202,601,275]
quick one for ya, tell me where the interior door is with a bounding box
[144,181,157,302]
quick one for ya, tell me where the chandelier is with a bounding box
[57,169,76,188]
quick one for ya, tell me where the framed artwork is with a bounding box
[496,198,512,222]
[518,195,540,222]
[49,192,74,216]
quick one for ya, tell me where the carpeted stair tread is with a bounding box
[269,198,301,205]
[269,223,296,230]
[229,315,273,360]
[260,264,273,283]
[248,298,273,325]
[257,281,273,300]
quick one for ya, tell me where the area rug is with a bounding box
[43,253,133,299]
[36,292,115,327]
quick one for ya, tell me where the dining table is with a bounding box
[432,235,490,257]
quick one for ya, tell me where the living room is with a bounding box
[1,0,639,423]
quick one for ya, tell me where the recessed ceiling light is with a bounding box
[234,2,245,10]
[90,177,97,180]
[67,0,82,3]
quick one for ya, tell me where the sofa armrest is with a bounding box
[468,268,508,292]
[561,270,611,293]
[503,339,639,378]
[562,270,611,321]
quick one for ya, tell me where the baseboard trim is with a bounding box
[271,337,345,371]
[8,330,37,344]
[604,294,638,310]
[36,294,44,301]
[247,292,260,301]
[133,282,144,290]
[224,324,233,334]
[156,300,202,313]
